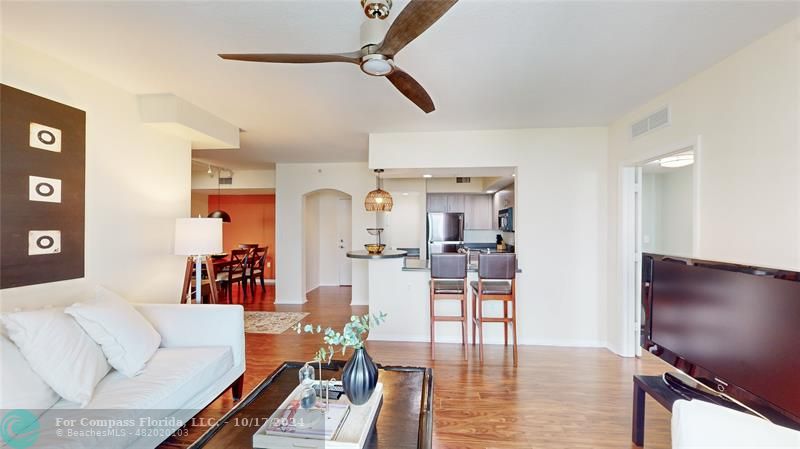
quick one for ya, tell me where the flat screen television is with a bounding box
[641,253,800,428]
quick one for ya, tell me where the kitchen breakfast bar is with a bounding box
[347,250,521,346]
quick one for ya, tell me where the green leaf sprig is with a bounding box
[292,312,387,363]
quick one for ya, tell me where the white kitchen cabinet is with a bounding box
[427,193,448,212]
[429,194,494,229]
[446,194,465,213]
[465,194,495,229]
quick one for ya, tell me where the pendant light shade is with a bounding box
[364,188,393,211]
[365,169,393,212]
[208,209,232,223]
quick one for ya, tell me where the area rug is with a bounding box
[244,311,310,334]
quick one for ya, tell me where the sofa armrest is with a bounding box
[672,399,800,449]
[134,304,245,369]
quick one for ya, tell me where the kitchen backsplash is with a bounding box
[464,229,515,245]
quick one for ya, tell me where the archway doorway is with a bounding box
[303,189,352,296]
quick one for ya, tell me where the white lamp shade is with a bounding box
[174,218,222,256]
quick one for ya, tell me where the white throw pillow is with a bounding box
[0,334,60,412]
[65,286,161,378]
[1,308,111,406]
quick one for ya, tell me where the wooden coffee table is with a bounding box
[189,361,433,449]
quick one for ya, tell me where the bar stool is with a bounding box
[471,253,518,366]
[429,253,469,360]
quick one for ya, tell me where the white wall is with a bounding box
[276,163,376,305]
[370,127,609,347]
[606,19,800,355]
[191,168,275,190]
[303,193,320,293]
[641,173,660,252]
[303,189,350,292]
[642,166,694,256]
[659,166,694,256]
[0,38,191,310]
[382,178,427,255]
[190,192,208,218]
[426,177,487,194]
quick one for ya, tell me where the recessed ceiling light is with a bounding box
[402,192,409,196]
[660,154,694,168]
[423,174,433,178]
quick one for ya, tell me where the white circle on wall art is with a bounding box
[29,122,62,152]
[35,182,55,197]
[28,230,61,255]
[28,176,62,203]
[36,235,54,249]
[37,130,56,145]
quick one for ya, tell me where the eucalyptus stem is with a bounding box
[293,312,388,364]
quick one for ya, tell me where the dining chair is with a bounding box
[429,253,469,360]
[217,249,249,302]
[247,247,268,294]
[238,243,259,251]
[471,253,518,366]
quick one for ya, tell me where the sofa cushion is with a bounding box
[1,308,111,406]
[52,346,233,410]
[0,347,236,449]
[65,286,161,377]
[0,335,60,411]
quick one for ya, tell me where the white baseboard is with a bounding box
[274,298,307,305]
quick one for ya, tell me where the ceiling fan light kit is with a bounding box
[361,54,394,76]
[218,0,458,114]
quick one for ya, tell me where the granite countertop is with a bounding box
[346,249,407,260]
[403,257,522,273]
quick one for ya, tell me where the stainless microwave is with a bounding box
[498,207,513,232]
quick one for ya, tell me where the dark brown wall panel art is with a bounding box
[1,84,85,288]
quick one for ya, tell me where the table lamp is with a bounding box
[175,217,222,303]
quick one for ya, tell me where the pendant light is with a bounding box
[208,167,231,223]
[364,169,393,212]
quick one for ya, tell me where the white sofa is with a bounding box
[672,399,800,449]
[1,304,245,449]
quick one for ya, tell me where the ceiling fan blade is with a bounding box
[218,51,361,64]
[386,67,435,113]
[377,0,458,57]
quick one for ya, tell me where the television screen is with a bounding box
[648,257,800,422]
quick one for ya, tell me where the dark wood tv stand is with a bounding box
[632,374,749,447]
[632,375,683,446]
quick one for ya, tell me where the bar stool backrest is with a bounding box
[431,253,467,279]
[478,253,516,280]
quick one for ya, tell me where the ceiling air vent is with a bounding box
[456,177,471,183]
[631,106,670,139]
[219,176,233,185]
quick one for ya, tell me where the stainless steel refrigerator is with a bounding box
[427,212,464,257]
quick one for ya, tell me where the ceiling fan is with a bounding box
[218,0,458,113]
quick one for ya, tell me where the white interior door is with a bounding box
[336,198,352,286]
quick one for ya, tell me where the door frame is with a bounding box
[618,135,702,357]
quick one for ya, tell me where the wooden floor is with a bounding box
[161,285,673,449]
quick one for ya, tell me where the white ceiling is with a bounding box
[3,1,797,169]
